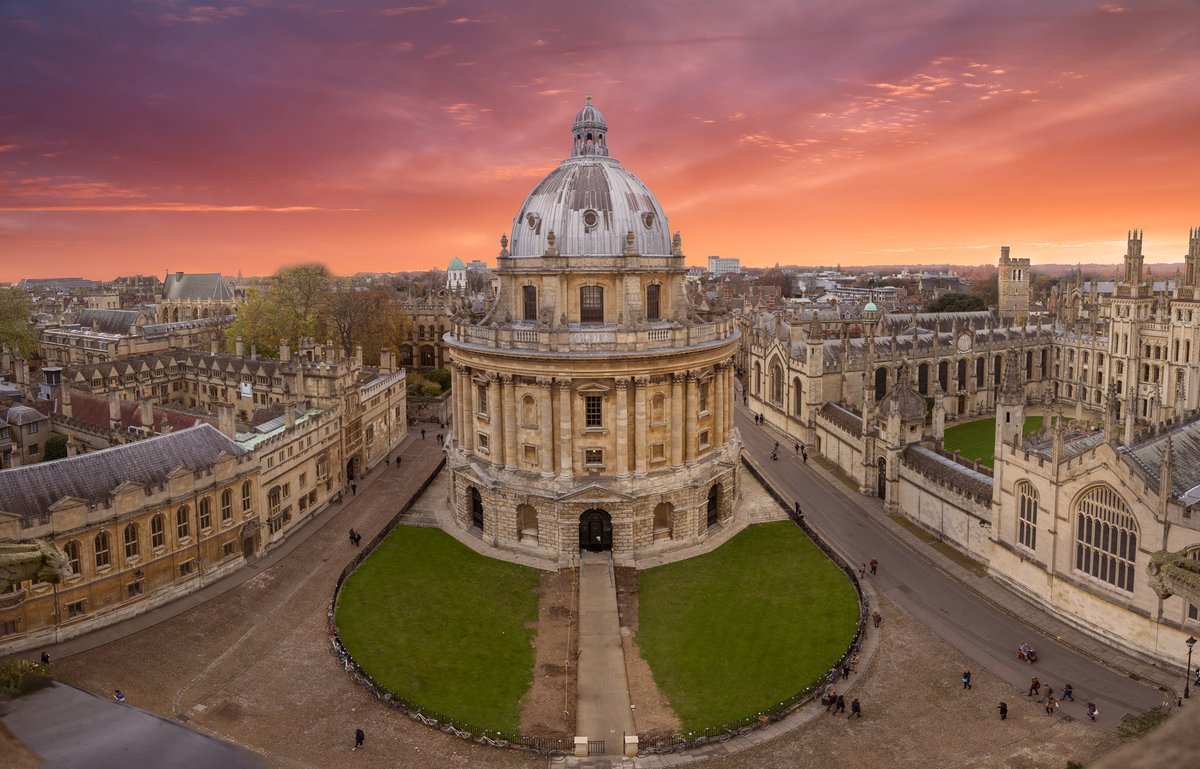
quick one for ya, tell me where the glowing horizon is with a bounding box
[2,1,1198,282]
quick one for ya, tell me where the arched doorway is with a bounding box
[579,509,612,552]
[707,484,721,528]
[470,488,484,529]
[876,457,887,499]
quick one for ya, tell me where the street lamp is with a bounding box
[1186,636,1197,700]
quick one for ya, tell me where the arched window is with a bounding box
[875,367,888,399]
[1025,351,1033,379]
[646,284,661,321]
[1016,481,1037,551]
[64,539,81,576]
[792,377,803,415]
[151,514,165,549]
[918,363,929,395]
[242,480,253,512]
[770,362,783,404]
[123,523,140,559]
[993,355,1002,386]
[699,379,710,412]
[937,360,948,392]
[580,285,604,323]
[176,506,191,540]
[199,496,212,531]
[956,359,967,389]
[94,532,111,569]
[753,362,762,395]
[221,489,233,522]
[1074,485,1138,592]
[521,394,537,426]
[1187,547,1200,622]
[650,393,665,423]
[522,284,537,322]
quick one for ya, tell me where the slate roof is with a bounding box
[0,404,47,426]
[0,424,247,523]
[74,308,142,335]
[61,389,216,433]
[903,444,993,503]
[820,402,863,437]
[1124,419,1200,505]
[162,272,234,302]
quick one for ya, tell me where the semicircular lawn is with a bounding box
[637,520,858,731]
[335,527,540,733]
[943,415,1043,468]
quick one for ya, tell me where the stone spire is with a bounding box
[999,348,1023,406]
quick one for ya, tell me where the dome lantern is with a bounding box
[571,95,609,158]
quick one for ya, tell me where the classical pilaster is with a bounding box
[453,364,466,446]
[487,374,501,469]
[464,369,476,451]
[633,377,648,476]
[714,364,725,447]
[557,378,573,480]
[615,378,630,478]
[685,370,699,463]
[671,372,685,468]
[537,377,555,477]
[725,364,735,438]
[501,373,517,471]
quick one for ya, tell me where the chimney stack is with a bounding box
[279,338,291,362]
[216,402,236,438]
[210,338,219,355]
[354,344,363,368]
[61,385,73,420]
[285,402,296,430]
[107,392,122,431]
[235,336,245,357]
[141,398,155,432]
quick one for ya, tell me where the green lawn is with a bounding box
[943,415,1044,468]
[335,528,540,732]
[637,521,858,730]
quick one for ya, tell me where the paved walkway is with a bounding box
[576,550,636,756]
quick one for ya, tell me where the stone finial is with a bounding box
[499,233,509,257]
[545,229,558,256]
[671,231,683,257]
[624,230,637,256]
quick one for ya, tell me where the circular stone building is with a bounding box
[445,98,742,561]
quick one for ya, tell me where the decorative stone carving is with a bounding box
[0,541,72,592]
[1147,549,1200,602]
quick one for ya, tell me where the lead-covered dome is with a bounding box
[508,98,673,258]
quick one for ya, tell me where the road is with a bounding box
[735,407,1165,720]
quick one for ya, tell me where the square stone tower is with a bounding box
[997,246,1030,324]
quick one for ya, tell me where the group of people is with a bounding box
[348,528,363,547]
[1013,676,1092,720]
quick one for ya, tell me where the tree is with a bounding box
[758,269,795,298]
[0,288,36,358]
[226,264,332,357]
[43,434,68,461]
[927,293,986,313]
[325,287,409,366]
[426,368,452,392]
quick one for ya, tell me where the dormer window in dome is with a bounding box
[583,209,599,231]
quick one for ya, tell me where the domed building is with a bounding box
[445,98,742,560]
[446,257,467,293]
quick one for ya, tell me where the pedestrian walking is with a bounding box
[841,664,851,680]
[872,610,882,628]
[349,528,357,545]
[396,455,402,467]
[794,442,800,454]
[1028,676,1040,697]
[858,562,867,579]
[114,689,126,703]
[794,500,802,518]
[962,671,972,690]
[40,651,50,665]
[1062,684,1074,702]
[351,482,357,497]
[850,652,859,672]
[834,695,846,714]
[849,698,862,718]
[421,428,426,439]
[354,728,365,750]
[998,702,1008,720]
[354,531,362,547]
[869,558,878,575]
[1045,696,1057,716]
[1042,686,1054,704]
[802,450,808,464]
[1086,703,1098,721]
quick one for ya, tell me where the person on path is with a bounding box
[802,450,808,464]
[1062,684,1074,701]
[1086,703,1098,721]
[869,558,878,575]
[859,562,867,579]
[349,528,357,545]
[849,698,862,719]
[1045,696,1058,716]
[1028,676,1041,697]
[842,664,851,680]
[997,701,1008,720]
[351,482,357,497]
[40,651,49,665]
[795,442,800,454]
[1042,686,1054,703]
[354,728,365,750]
[114,689,126,703]
[872,610,882,628]
[850,652,859,672]
[834,695,846,714]
[396,455,402,467]
[823,684,837,709]
[794,500,802,518]
[962,671,972,690]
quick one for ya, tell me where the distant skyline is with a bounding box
[2,0,1198,282]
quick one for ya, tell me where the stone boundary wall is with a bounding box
[407,392,451,426]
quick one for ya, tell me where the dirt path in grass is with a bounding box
[518,568,577,738]
[615,566,682,738]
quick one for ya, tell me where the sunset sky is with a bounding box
[2,0,1198,282]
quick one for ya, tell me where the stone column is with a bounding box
[464,369,476,451]
[538,377,554,477]
[725,364,735,438]
[501,373,517,471]
[452,364,465,446]
[685,371,699,463]
[671,372,685,468]
[487,374,501,469]
[557,379,573,480]
[710,364,720,446]
[615,378,630,478]
[634,377,648,476]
